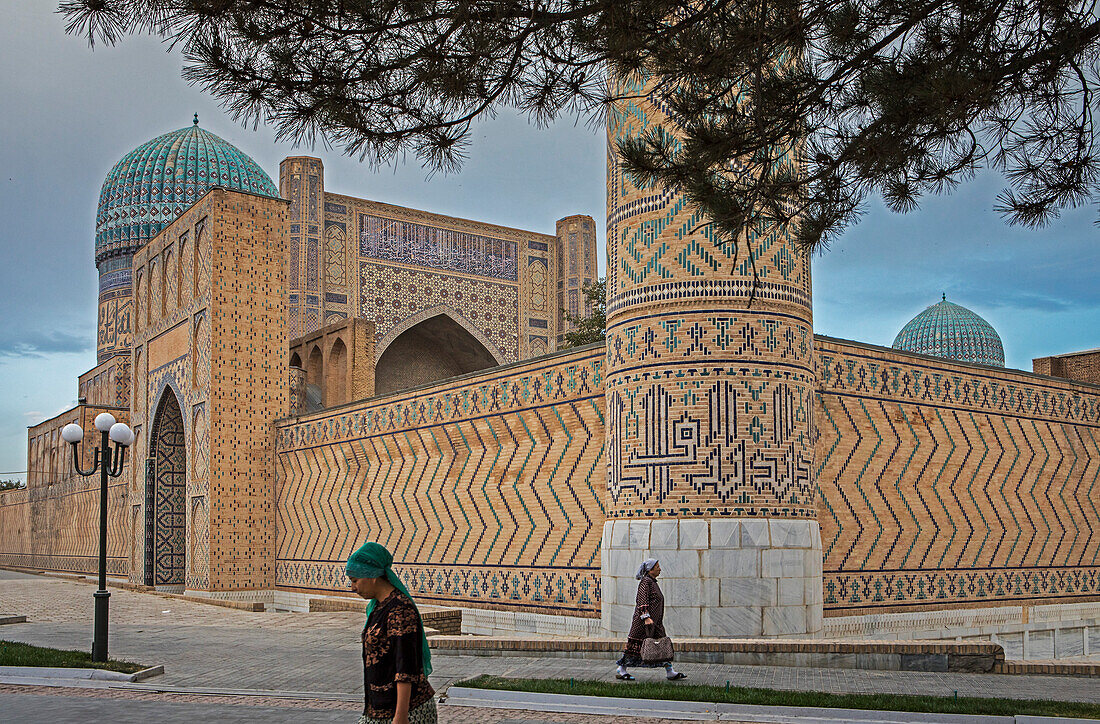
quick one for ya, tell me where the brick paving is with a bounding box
[2,569,1098,710]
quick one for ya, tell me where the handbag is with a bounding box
[641,633,674,663]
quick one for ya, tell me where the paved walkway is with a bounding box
[1,569,1098,707]
[0,685,718,724]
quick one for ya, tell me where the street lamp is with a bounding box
[62,413,133,662]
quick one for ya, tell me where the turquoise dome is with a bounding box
[95,117,277,265]
[892,296,1005,367]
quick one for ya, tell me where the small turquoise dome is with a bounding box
[892,296,1005,367]
[95,118,277,264]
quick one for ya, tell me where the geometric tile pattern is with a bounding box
[605,70,816,520]
[274,346,606,615]
[358,263,520,363]
[817,336,1100,612]
[151,389,186,586]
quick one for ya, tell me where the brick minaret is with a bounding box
[602,73,822,637]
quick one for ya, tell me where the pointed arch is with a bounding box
[146,387,186,590]
[375,306,504,395]
[376,304,505,364]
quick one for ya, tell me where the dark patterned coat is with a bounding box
[361,590,435,719]
[617,573,669,666]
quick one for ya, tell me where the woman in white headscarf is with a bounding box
[614,558,686,681]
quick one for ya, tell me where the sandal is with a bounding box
[616,673,635,680]
[666,672,687,680]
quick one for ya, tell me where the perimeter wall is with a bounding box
[0,405,130,576]
[273,344,607,616]
[816,336,1100,615]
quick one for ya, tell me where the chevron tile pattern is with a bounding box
[816,338,1100,612]
[274,346,606,615]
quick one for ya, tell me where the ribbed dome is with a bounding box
[95,117,277,264]
[893,296,1005,367]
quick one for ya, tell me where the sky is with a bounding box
[1,2,1097,481]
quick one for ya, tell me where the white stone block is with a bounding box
[808,521,822,550]
[805,576,823,605]
[628,520,650,548]
[680,519,710,549]
[702,578,720,607]
[710,519,742,549]
[771,519,813,549]
[763,605,808,636]
[609,603,635,635]
[663,606,702,637]
[703,549,759,578]
[740,519,771,548]
[702,605,763,637]
[616,577,637,607]
[807,604,824,635]
[650,520,679,549]
[661,577,701,607]
[762,548,805,579]
[649,549,700,578]
[721,576,777,607]
[606,548,641,578]
[611,519,630,549]
[602,521,614,552]
[779,577,806,606]
[804,550,824,578]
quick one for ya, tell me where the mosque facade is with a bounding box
[2,107,1099,657]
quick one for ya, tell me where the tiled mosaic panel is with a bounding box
[605,72,815,520]
[359,263,519,363]
[152,391,186,586]
[274,346,605,615]
[360,214,518,281]
[97,295,132,364]
[816,338,1100,611]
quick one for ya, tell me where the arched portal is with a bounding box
[145,388,186,590]
[375,312,502,395]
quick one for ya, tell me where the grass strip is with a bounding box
[0,639,145,674]
[457,674,1100,720]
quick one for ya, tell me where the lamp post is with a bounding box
[62,413,133,662]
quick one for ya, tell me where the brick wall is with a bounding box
[273,344,606,616]
[1034,349,1100,386]
[0,405,130,575]
[817,336,1100,615]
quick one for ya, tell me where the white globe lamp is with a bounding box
[61,423,84,444]
[94,413,116,433]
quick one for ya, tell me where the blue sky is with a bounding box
[1,1,1097,481]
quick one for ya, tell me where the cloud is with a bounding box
[0,329,93,359]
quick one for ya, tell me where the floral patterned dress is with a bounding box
[616,573,670,667]
[359,590,437,724]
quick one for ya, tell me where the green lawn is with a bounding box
[457,675,1100,720]
[0,640,145,674]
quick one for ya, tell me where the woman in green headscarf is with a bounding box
[346,542,436,724]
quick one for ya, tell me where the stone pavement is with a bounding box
[1,569,1098,707]
[0,684,730,723]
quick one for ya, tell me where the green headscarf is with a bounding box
[345,541,432,675]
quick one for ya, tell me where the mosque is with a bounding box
[2,98,1098,659]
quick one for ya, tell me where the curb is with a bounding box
[0,615,27,625]
[0,664,163,684]
[441,687,1096,724]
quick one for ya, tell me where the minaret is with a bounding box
[602,72,822,637]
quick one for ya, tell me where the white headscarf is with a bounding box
[635,558,659,580]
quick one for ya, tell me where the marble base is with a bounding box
[600,518,823,638]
